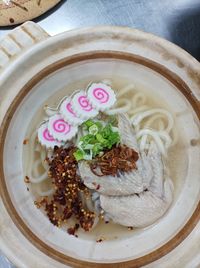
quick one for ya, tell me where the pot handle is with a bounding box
[0,21,49,72]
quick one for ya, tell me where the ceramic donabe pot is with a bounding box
[0,22,199,268]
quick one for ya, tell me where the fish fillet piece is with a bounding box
[100,177,173,228]
[78,114,153,195]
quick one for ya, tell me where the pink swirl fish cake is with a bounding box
[60,97,84,126]
[38,122,62,148]
[71,90,98,120]
[87,83,116,111]
[48,114,78,142]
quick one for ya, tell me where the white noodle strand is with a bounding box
[131,109,174,133]
[140,134,148,151]
[106,98,132,115]
[129,105,150,116]
[118,84,135,97]
[28,172,48,184]
[132,92,147,107]
[40,149,49,170]
[136,129,167,155]
[36,186,54,197]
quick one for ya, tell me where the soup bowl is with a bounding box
[0,22,199,268]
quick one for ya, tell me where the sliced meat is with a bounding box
[147,142,164,198]
[78,154,153,195]
[100,142,173,227]
[118,113,138,151]
[100,177,173,228]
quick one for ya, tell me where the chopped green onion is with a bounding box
[74,118,121,161]
[89,124,99,135]
[92,143,103,156]
[83,119,95,128]
[84,144,94,150]
[96,133,107,144]
[95,121,103,130]
[73,149,84,161]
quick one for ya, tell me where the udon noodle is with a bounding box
[107,83,177,154]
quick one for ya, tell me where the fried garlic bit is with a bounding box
[90,145,139,177]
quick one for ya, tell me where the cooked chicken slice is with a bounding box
[118,113,138,151]
[78,114,153,195]
[99,143,173,227]
[78,153,153,195]
[147,142,164,198]
[100,177,173,227]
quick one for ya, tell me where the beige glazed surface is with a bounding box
[0,22,199,268]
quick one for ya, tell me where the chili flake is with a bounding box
[36,146,96,232]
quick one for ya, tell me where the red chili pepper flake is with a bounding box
[67,227,76,236]
[24,176,30,183]
[90,145,139,177]
[36,146,95,232]
[96,184,100,190]
[67,223,80,236]
[34,200,41,209]
[23,139,29,145]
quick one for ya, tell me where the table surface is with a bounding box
[0,0,200,267]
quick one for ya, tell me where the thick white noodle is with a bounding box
[102,79,112,86]
[137,129,166,155]
[158,131,172,148]
[144,114,166,129]
[35,144,41,152]
[104,90,175,155]
[117,84,135,97]
[44,106,58,116]
[128,105,149,116]
[28,170,48,184]
[137,129,172,155]
[139,134,148,151]
[106,98,132,115]
[131,109,174,133]
[27,132,49,184]
[27,131,37,171]
[36,186,54,197]
[132,92,147,107]
[32,159,42,177]
[40,149,49,170]
[158,119,165,131]
[44,94,69,116]
[171,128,178,146]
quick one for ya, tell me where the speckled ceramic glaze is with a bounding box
[0,0,61,26]
[0,22,199,268]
